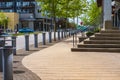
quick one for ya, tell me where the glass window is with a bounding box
[17,2,21,7]
[6,2,13,7]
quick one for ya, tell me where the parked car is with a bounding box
[18,28,34,33]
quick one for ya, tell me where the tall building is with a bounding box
[0,0,52,31]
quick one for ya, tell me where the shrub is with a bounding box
[94,27,100,32]
[86,31,94,37]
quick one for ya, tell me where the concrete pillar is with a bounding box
[103,0,112,29]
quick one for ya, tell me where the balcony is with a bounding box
[0,5,13,9]
[23,0,35,1]
[22,3,35,9]
[20,13,35,19]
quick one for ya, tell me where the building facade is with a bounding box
[4,12,19,30]
[0,0,52,31]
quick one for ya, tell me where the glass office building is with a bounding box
[0,0,35,13]
[0,0,52,31]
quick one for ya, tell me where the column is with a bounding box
[103,0,112,29]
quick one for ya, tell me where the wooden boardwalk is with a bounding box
[22,38,120,80]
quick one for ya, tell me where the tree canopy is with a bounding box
[0,12,9,30]
[80,0,102,26]
[36,0,87,18]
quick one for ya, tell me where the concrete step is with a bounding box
[78,37,87,42]
[95,33,120,37]
[100,30,120,33]
[71,48,120,52]
[90,36,120,40]
[78,44,120,48]
[84,40,120,44]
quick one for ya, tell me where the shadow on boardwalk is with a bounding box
[0,40,61,80]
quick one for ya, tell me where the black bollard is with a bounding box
[58,31,60,40]
[73,33,75,47]
[0,40,5,72]
[64,31,66,38]
[49,32,52,43]
[34,34,38,48]
[42,32,46,45]
[12,36,16,55]
[61,31,63,39]
[25,34,29,51]
[69,30,71,37]
[2,46,13,80]
[0,49,2,72]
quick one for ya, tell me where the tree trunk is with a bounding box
[53,17,56,41]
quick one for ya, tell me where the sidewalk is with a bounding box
[22,37,120,80]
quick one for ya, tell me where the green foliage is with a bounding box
[56,18,76,29]
[86,31,94,37]
[37,0,87,18]
[0,12,9,31]
[86,27,101,37]
[68,22,77,29]
[94,27,100,32]
[80,0,102,26]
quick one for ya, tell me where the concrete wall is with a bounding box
[4,12,19,30]
[103,0,112,29]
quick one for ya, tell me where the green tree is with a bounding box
[0,12,9,31]
[37,0,87,40]
[80,0,102,26]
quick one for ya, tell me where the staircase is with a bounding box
[71,30,120,52]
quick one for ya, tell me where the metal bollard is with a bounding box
[25,34,29,51]
[69,30,71,37]
[42,32,46,45]
[58,31,60,40]
[2,46,13,80]
[34,34,38,48]
[0,40,5,72]
[64,31,66,38]
[61,31,63,39]
[73,33,75,47]
[0,49,2,72]
[12,36,16,55]
[49,32,52,43]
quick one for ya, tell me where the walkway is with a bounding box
[22,37,120,80]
